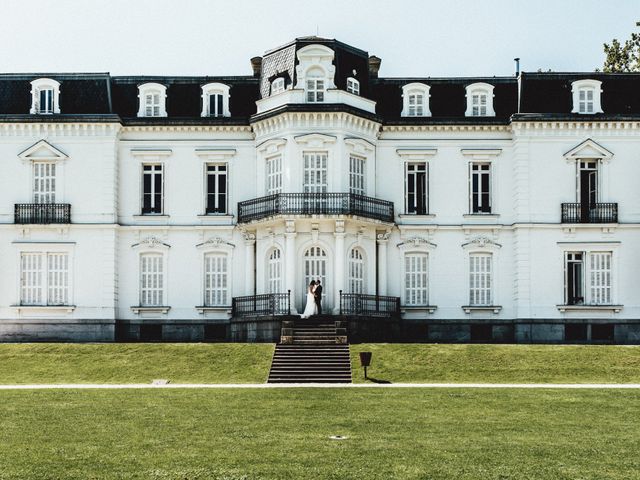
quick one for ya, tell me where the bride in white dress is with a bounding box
[300,281,318,319]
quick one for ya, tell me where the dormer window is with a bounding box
[306,68,325,103]
[201,83,230,117]
[346,77,360,95]
[30,78,60,114]
[295,45,336,103]
[465,83,495,117]
[271,77,285,95]
[571,80,603,115]
[137,83,167,118]
[401,83,431,117]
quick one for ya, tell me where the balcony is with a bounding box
[238,193,394,224]
[232,292,291,318]
[339,292,401,318]
[15,203,71,224]
[561,203,618,224]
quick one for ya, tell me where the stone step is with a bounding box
[267,379,352,384]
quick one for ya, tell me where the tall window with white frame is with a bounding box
[303,153,328,193]
[144,90,161,117]
[140,253,164,307]
[205,164,227,214]
[208,92,224,117]
[565,251,612,306]
[265,156,282,196]
[20,252,69,306]
[38,88,55,114]
[346,77,360,95]
[348,249,365,294]
[349,155,366,196]
[469,253,492,306]
[406,163,427,214]
[204,253,228,306]
[404,253,428,306]
[268,248,282,293]
[142,164,163,214]
[470,163,491,213]
[33,162,56,204]
[577,160,598,221]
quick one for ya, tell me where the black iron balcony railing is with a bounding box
[232,291,291,318]
[561,203,618,224]
[15,203,71,224]
[339,291,401,318]
[238,193,394,224]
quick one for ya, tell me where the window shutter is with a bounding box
[589,252,611,305]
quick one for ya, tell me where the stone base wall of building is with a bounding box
[0,319,115,342]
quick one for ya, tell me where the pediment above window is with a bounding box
[462,235,502,251]
[257,138,287,155]
[18,140,68,162]
[345,138,374,155]
[294,133,336,147]
[397,237,437,252]
[132,236,171,251]
[563,138,613,162]
[294,44,336,91]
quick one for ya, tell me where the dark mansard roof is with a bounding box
[0,37,639,124]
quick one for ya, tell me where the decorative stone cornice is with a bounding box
[462,235,502,250]
[383,124,510,133]
[123,125,253,133]
[252,111,380,140]
[196,236,235,250]
[132,236,170,250]
[397,236,437,251]
[0,122,120,137]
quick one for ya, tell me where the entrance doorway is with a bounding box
[303,246,328,312]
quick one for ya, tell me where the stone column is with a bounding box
[243,231,256,295]
[333,220,345,314]
[284,220,298,314]
[377,231,390,296]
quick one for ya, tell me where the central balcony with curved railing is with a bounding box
[238,193,395,224]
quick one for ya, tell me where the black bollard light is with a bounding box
[359,351,372,380]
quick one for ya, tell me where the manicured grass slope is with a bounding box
[0,389,638,479]
[350,344,640,383]
[0,344,274,384]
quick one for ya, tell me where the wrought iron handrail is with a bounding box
[14,203,71,224]
[238,193,394,223]
[339,291,401,318]
[561,203,618,224]
[232,291,291,317]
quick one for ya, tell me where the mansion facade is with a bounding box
[1,36,639,343]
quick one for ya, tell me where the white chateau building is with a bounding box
[1,37,639,343]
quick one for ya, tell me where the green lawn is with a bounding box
[350,344,640,384]
[0,344,274,384]
[0,388,638,479]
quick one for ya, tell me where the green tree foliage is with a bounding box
[602,22,640,72]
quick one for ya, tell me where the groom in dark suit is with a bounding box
[314,280,323,315]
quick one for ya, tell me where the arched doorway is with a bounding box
[303,246,328,311]
[348,248,365,294]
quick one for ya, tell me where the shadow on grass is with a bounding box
[365,376,392,384]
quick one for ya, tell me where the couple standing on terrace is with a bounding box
[300,280,323,318]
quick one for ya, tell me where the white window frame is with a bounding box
[571,79,603,115]
[348,248,366,294]
[141,163,164,215]
[30,78,61,115]
[349,155,366,196]
[271,77,285,95]
[265,155,283,196]
[303,152,328,193]
[139,252,165,307]
[306,76,325,103]
[465,83,495,117]
[469,253,493,306]
[403,252,429,306]
[469,162,492,214]
[564,250,613,306]
[346,77,360,95]
[203,253,229,306]
[33,162,57,204]
[205,163,228,214]
[267,248,283,294]
[20,251,71,306]
[405,162,428,214]
[201,82,230,117]
[401,83,431,117]
[137,83,167,118]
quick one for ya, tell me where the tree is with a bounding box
[602,22,640,72]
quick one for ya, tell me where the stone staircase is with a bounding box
[267,317,352,383]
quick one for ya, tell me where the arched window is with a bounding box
[271,77,285,95]
[268,248,282,293]
[201,82,230,117]
[137,83,167,118]
[465,82,495,117]
[402,83,431,117]
[30,78,61,114]
[204,253,228,306]
[346,77,360,95]
[348,248,365,294]
[140,252,164,306]
[303,246,327,294]
[305,67,325,103]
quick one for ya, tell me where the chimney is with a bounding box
[514,57,521,76]
[250,56,262,78]
[368,55,381,78]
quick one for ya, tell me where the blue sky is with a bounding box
[1,0,637,76]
